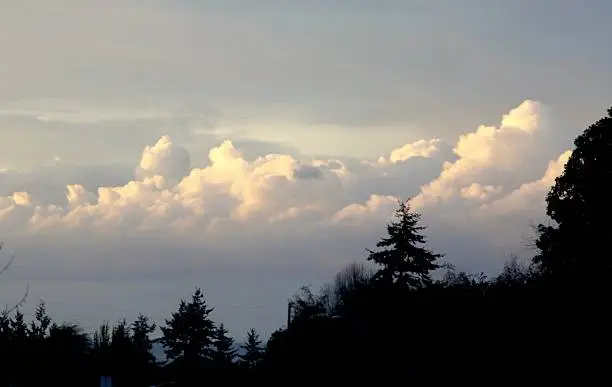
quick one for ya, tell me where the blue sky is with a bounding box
[0,0,610,340]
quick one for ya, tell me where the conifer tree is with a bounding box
[239,328,264,369]
[160,287,216,363]
[211,323,237,366]
[367,200,442,288]
[131,313,156,364]
[29,301,51,340]
[10,309,28,339]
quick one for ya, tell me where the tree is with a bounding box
[160,287,216,363]
[534,107,612,276]
[211,323,236,367]
[8,309,29,371]
[325,262,374,315]
[0,242,29,314]
[109,319,134,380]
[131,313,157,364]
[93,321,112,353]
[92,321,112,375]
[239,328,263,369]
[367,199,442,288]
[289,286,327,323]
[46,323,92,383]
[111,319,132,352]
[10,309,28,338]
[30,300,52,340]
[130,314,158,386]
[0,310,11,370]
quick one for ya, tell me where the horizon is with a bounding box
[1,0,611,338]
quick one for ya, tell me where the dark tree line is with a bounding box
[2,106,612,384]
[261,105,612,381]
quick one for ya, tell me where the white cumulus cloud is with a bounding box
[0,99,583,338]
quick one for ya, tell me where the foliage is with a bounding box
[211,323,236,367]
[2,106,611,382]
[160,287,216,363]
[239,328,264,369]
[367,200,442,288]
[131,313,157,365]
[535,107,612,277]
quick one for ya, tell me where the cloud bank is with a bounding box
[0,100,575,336]
[0,100,572,260]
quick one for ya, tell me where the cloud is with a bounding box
[0,99,580,338]
[460,184,502,201]
[411,100,558,209]
[135,135,191,183]
[377,138,444,165]
[0,100,573,252]
[482,150,572,216]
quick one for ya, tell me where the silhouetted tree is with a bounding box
[211,323,236,368]
[0,242,28,315]
[323,262,373,315]
[160,287,216,364]
[494,257,536,287]
[289,286,327,323]
[0,310,10,380]
[93,321,112,352]
[131,313,157,365]
[130,314,158,386]
[46,322,93,385]
[30,300,52,340]
[110,319,133,378]
[367,199,442,288]
[92,321,112,375]
[239,328,263,369]
[441,269,488,290]
[10,309,28,338]
[535,107,612,277]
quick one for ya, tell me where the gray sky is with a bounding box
[0,0,610,340]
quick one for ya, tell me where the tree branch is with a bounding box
[1,242,29,314]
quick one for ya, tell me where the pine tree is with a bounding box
[211,323,237,367]
[93,321,111,352]
[239,328,264,369]
[93,321,112,374]
[130,314,158,386]
[160,287,216,363]
[111,319,132,357]
[0,311,11,376]
[46,323,91,381]
[110,319,133,378]
[131,313,156,364]
[10,309,28,340]
[29,300,51,340]
[367,200,442,288]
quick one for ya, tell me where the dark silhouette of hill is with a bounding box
[1,106,611,384]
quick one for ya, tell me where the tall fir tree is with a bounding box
[111,319,132,370]
[8,309,29,370]
[367,200,442,288]
[93,321,112,375]
[131,313,157,364]
[130,314,158,386]
[29,300,51,340]
[10,309,28,338]
[211,323,237,367]
[239,328,264,369]
[160,287,216,363]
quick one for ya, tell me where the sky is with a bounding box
[0,0,611,340]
